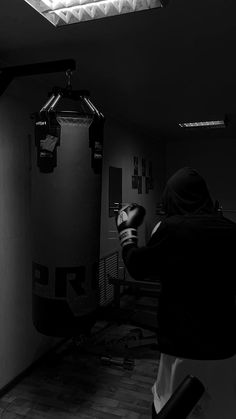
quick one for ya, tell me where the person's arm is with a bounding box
[115,204,169,280]
[122,244,155,280]
[121,222,169,280]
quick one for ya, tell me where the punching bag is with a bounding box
[32,111,102,337]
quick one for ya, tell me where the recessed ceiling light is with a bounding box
[179,119,226,129]
[24,0,168,26]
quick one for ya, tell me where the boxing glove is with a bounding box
[116,203,146,247]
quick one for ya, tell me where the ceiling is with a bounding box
[0,0,236,141]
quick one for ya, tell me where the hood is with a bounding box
[162,167,214,216]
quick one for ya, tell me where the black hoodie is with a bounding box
[122,167,236,359]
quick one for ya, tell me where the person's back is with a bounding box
[151,212,236,359]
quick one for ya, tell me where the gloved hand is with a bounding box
[116,203,146,247]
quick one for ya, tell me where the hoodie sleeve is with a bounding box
[121,220,170,280]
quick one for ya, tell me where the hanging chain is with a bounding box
[65,69,72,90]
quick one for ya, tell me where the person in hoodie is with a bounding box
[115,167,236,418]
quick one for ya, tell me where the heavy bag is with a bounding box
[32,114,102,336]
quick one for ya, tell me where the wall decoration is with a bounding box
[138,176,142,194]
[133,156,139,175]
[132,175,138,189]
[109,166,122,217]
[132,157,154,194]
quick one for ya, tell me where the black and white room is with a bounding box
[0,0,236,418]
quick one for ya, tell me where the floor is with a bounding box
[0,294,160,419]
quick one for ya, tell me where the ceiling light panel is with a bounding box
[24,0,166,26]
[179,120,226,129]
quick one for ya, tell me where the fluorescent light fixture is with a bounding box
[24,0,168,26]
[179,119,226,129]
